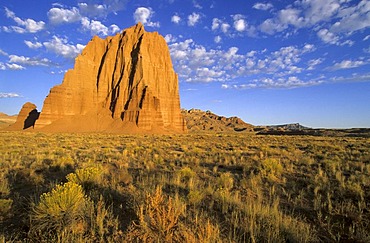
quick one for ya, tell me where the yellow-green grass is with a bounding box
[0,131,369,242]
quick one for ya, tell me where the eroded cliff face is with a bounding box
[35,23,186,133]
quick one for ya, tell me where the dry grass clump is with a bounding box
[125,187,184,242]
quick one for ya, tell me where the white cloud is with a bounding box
[221,23,231,33]
[24,40,42,49]
[6,63,25,70]
[133,7,160,27]
[192,0,202,9]
[81,17,108,35]
[187,12,201,26]
[253,3,273,11]
[364,35,370,41]
[317,28,340,44]
[109,24,120,34]
[169,38,314,84]
[0,92,22,98]
[247,51,257,57]
[164,34,177,43]
[4,7,45,33]
[78,3,107,17]
[260,19,286,34]
[211,18,230,33]
[331,60,366,70]
[0,49,8,56]
[80,17,119,36]
[43,36,85,59]
[301,0,340,25]
[307,58,324,70]
[258,0,367,37]
[331,0,370,33]
[232,15,256,36]
[225,76,322,89]
[171,14,181,24]
[212,18,221,30]
[234,19,246,32]
[47,7,81,25]
[214,36,221,43]
[0,63,5,70]
[8,55,52,66]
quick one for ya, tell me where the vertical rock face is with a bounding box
[35,23,186,133]
[5,102,40,130]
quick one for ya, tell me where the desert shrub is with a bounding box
[261,158,283,180]
[187,190,204,206]
[30,182,93,235]
[125,187,185,242]
[30,181,120,242]
[66,166,102,187]
[217,172,234,191]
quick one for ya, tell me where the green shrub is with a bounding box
[31,182,92,234]
[66,167,102,187]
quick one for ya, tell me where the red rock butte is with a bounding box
[34,23,186,133]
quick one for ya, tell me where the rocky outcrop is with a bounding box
[4,102,39,130]
[182,109,254,132]
[35,23,186,133]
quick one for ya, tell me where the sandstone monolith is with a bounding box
[35,23,186,133]
[5,102,39,130]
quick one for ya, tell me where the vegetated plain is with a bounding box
[0,131,369,242]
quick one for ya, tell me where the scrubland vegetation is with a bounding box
[0,131,369,242]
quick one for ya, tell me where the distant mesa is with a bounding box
[11,23,186,133]
[3,102,40,131]
[182,109,254,132]
[0,112,17,129]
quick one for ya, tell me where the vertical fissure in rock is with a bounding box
[139,86,148,109]
[96,40,112,90]
[123,34,143,112]
[109,37,125,116]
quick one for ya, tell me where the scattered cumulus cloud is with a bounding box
[47,7,81,25]
[8,55,52,67]
[0,92,22,98]
[24,40,42,49]
[164,34,177,43]
[307,58,324,70]
[214,35,222,43]
[187,12,201,26]
[169,38,316,85]
[234,19,246,32]
[171,14,181,24]
[78,3,107,17]
[6,63,25,70]
[133,7,160,27]
[253,3,273,11]
[317,28,339,44]
[3,7,45,33]
[192,0,202,9]
[0,49,8,56]
[331,60,366,70]
[43,36,85,59]
[109,24,120,34]
[258,0,370,39]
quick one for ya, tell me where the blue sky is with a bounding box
[0,0,369,128]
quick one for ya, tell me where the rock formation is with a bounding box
[35,23,186,133]
[4,102,39,130]
[182,109,254,132]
